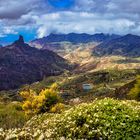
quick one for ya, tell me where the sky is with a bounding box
[0,0,140,44]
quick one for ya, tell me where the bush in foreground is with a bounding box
[20,83,62,115]
[0,98,140,140]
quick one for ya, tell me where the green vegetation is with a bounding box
[129,76,140,100]
[0,102,28,129]
[0,98,139,139]
[19,69,139,100]
[0,69,138,102]
[0,69,139,139]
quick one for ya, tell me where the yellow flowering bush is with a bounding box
[50,103,64,113]
[20,83,62,115]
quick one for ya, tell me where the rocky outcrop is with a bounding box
[0,35,72,90]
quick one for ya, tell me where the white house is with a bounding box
[82,84,93,90]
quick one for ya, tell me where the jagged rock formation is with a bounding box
[0,35,72,90]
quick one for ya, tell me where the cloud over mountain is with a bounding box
[0,0,140,41]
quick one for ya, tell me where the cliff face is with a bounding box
[0,36,71,90]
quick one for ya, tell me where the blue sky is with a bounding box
[0,0,140,45]
[48,0,74,8]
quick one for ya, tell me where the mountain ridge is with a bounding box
[32,33,120,43]
[0,35,72,90]
[93,34,140,57]
[30,33,120,49]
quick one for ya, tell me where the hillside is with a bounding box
[63,35,140,72]
[93,34,140,57]
[0,35,72,90]
[66,51,140,73]
[10,69,136,102]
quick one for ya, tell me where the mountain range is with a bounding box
[30,33,120,50]
[93,34,140,57]
[31,33,140,58]
[0,35,72,90]
[1,33,140,91]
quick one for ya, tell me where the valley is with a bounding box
[0,33,140,139]
[1,33,140,104]
[30,33,140,73]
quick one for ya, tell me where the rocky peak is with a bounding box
[13,35,25,46]
[18,35,24,43]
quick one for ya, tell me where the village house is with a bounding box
[82,83,93,91]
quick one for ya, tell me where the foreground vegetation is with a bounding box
[0,98,139,139]
[0,69,140,139]
[0,102,28,129]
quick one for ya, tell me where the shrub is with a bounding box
[50,103,64,113]
[1,98,139,139]
[49,98,140,139]
[128,76,140,100]
[20,83,62,115]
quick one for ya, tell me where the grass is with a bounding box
[0,102,29,129]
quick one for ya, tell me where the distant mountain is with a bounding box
[93,34,140,57]
[30,33,120,50]
[0,35,72,90]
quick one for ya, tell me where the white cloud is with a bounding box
[0,0,41,19]
[1,0,140,39]
[0,22,18,37]
[74,0,96,11]
[34,11,136,37]
[3,27,18,34]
